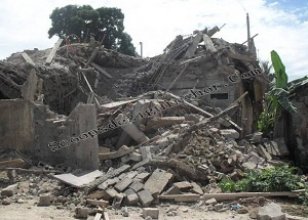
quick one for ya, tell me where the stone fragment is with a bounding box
[38,193,52,206]
[220,129,240,139]
[75,207,90,219]
[114,177,133,192]
[105,188,120,199]
[138,189,154,206]
[205,198,217,205]
[129,181,144,192]
[98,177,119,190]
[87,190,107,199]
[135,172,150,182]
[191,182,203,195]
[86,199,109,208]
[257,202,286,220]
[242,161,257,170]
[124,189,139,205]
[164,186,181,195]
[144,169,173,196]
[143,208,159,219]
[173,181,192,190]
[1,183,18,197]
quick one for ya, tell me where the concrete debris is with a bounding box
[143,208,159,219]
[257,202,286,220]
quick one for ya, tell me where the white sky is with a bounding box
[0,0,307,80]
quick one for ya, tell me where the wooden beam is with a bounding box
[91,63,113,79]
[45,38,63,65]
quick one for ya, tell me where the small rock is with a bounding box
[38,193,52,206]
[2,198,12,205]
[1,183,18,197]
[75,207,90,219]
[143,208,159,219]
[237,207,249,214]
[257,202,286,220]
[121,207,129,217]
[205,198,217,205]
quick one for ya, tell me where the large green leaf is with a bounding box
[271,50,288,89]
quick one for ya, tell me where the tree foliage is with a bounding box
[48,5,136,56]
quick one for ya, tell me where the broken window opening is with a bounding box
[210,93,229,100]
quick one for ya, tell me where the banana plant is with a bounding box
[257,50,297,134]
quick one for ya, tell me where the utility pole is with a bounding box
[246,13,257,58]
[139,42,143,58]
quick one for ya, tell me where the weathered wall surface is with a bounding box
[288,85,308,171]
[0,99,34,151]
[33,103,99,170]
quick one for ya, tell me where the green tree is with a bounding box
[48,5,136,56]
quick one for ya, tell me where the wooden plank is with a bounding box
[91,63,113,79]
[45,38,63,64]
[203,34,217,52]
[21,52,35,66]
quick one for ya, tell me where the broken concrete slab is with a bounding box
[99,145,134,161]
[144,169,174,196]
[53,170,103,188]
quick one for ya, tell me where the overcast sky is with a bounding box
[0,0,307,80]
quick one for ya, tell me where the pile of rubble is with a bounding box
[0,24,304,220]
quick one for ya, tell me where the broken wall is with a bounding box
[0,99,34,152]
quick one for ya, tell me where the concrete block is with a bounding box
[38,193,52,206]
[124,189,139,205]
[114,177,133,192]
[137,189,154,206]
[143,208,159,219]
[130,181,144,192]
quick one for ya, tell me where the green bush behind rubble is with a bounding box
[218,165,308,204]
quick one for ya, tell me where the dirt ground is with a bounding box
[0,201,250,220]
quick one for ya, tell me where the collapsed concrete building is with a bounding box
[6,19,306,215]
